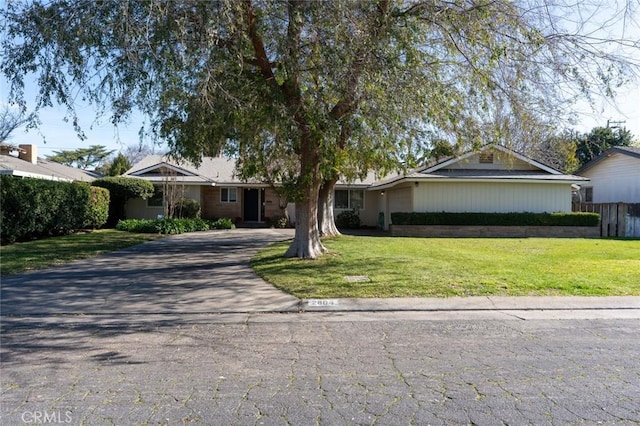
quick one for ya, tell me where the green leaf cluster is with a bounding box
[1,176,109,245]
[92,176,155,226]
[390,212,600,227]
[46,145,115,170]
[116,217,235,234]
[92,177,155,200]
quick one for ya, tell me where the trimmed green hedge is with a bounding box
[390,212,600,227]
[116,217,235,234]
[92,177,155,226]
[85,186,110,228]
[1,176,109,245]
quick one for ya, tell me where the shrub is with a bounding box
[84,186,110,228]
[92,177,155,226]
[269,215,289,229]
[390,212,600,227]
[211,217,235,229]
[116,217,232,234]
[336,210,361,229]
[172,198,201,219]
[116,219,158,233]
[0,176,100,244]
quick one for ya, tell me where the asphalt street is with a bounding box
[2,313,640,425]
[1,229,639,425]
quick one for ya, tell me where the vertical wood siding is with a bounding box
[581,154,640,203]
[412,182,571,213]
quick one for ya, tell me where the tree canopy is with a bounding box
[106,152,133,176]
[46,145,115,170]
[575,126,634,167]
[0,106,30,144]
[3,0,639,257]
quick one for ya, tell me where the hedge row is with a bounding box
[92,176,155,226]
[116,217,235,234]
[1,176,110,245]
[390,212,600,227]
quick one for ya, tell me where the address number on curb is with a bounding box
[307,299,339,307]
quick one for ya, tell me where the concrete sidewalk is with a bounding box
[1,228,638,317]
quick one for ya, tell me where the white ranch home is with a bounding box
[123,145,588,229]
[575,146,640,203]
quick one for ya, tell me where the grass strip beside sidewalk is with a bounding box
[1,230,163,275]
[252,236,640,298]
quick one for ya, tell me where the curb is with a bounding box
[299,296,640,313]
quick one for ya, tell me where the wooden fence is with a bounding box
[572,202,640,238]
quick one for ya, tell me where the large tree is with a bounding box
[575,126,634,167]
[46,145,115,170]
[2,1,639,257]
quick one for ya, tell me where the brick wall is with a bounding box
[201,186,241,220]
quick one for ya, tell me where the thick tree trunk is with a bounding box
[318,178,341,237]
[284,182,326,258]
[284,133,326,258]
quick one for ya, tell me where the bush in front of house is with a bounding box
[84,186,110,228]
[390,212,600,227]
[269,215,289,229]
[210,217,235,229]
[116,217,235,234]
[1,176,108,245]
[92,176,155,226]
[171,198,201,219]
[336,210,361,229]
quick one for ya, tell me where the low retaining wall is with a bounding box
[391,225,600,238]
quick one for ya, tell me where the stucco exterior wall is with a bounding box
[412,181,571,213]
[580,154,640,203]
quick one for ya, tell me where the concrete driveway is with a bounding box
[0,229,300,315]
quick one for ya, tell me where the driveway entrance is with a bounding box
[0,229,299,315]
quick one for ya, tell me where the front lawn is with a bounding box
[1,230,163,275]
[252,236,640,298]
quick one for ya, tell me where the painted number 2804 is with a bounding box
[307,299,339,307]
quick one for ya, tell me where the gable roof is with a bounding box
[126,155,386,187]
[125,155,237,185]
[369,145,587,190]
[576,146,640,175]
[0,154,97,182]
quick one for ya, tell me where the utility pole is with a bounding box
[606,119,626,129]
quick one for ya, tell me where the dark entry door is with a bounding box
[243,188,259,221]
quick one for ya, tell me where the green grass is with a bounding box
[1,230,163,275]
[252,236,640,298]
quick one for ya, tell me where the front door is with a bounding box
[243,188,260,221]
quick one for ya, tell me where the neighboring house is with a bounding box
[575,146,640,203]
[370,145,588,230]
[124,155,383,225]
[0,144,97,182]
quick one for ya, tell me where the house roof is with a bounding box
[369,145,588,190]
[125,155,385,187]
[0,154,98,182]
[576,146,640,175]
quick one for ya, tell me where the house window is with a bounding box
[479,152,494,163]
[584,187,593,203]
[147,187,163,207]
[334,189,364,210]
[221,187,237,203]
